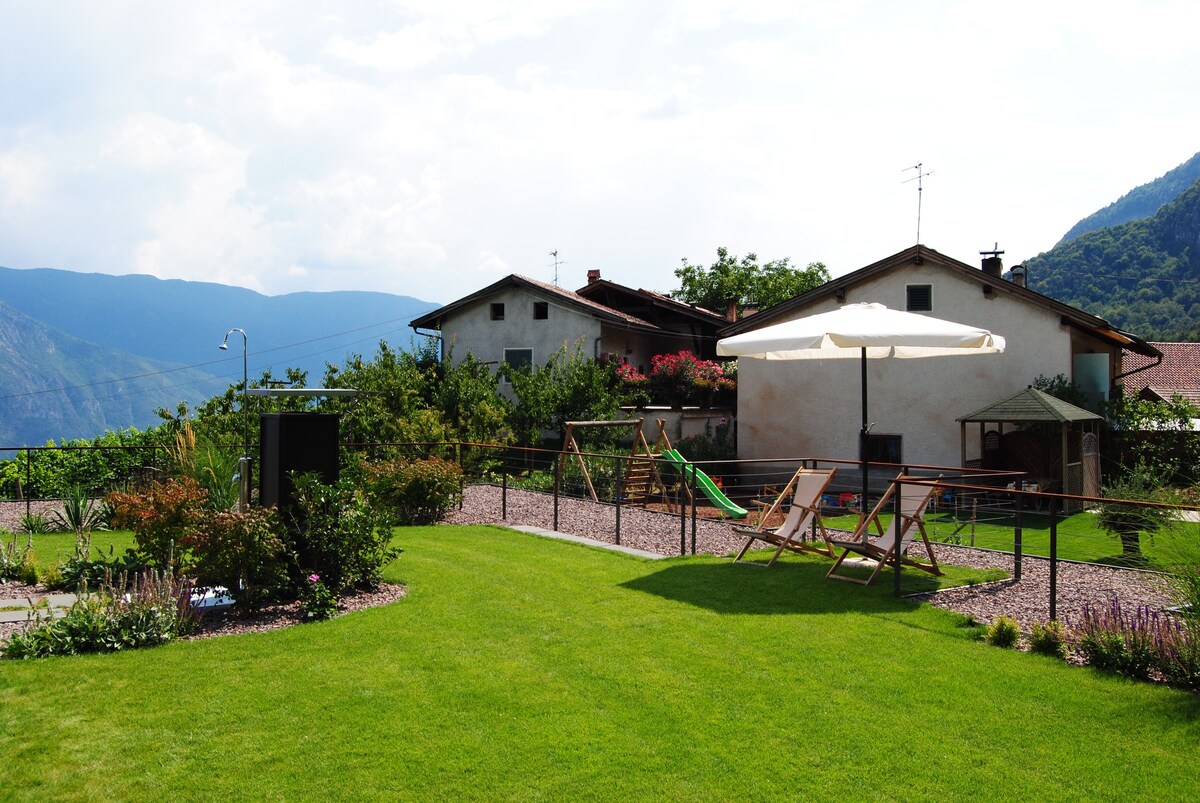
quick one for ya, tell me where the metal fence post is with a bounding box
[501,470,508,520]
[1013,492,1023,582]
[615,456,622,546]
[1049,497,1058,621]
[553,462,560,532]
[679,471,686,556]
[690,463,697,555]
[893,476,904,597]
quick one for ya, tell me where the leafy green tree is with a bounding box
[1031,373,1092,409]
[321,340,450,448]
[501,341,626,447]
[674,246,830,315]
[1103,390,1200,485]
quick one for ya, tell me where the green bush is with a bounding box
[50,532,144,592]
[19,511,55,535]
[1029,620,1068,659]
[288,472,401,592]
[2,570,197,659]
[182,507,288,610]
[52,485,109,534]
[363,457,464,526]
[298,573,339,622]
[0,531,38,585]
[985,615,1021,648]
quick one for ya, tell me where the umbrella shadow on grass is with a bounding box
[619,555,927,616]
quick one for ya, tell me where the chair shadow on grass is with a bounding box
[619,553,942,616]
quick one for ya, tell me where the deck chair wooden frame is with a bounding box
[826,475,942,585]
[730,467,837,566]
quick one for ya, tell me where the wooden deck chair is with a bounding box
[825,476,942,585]
[731,468,837,566]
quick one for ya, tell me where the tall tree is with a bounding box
[673,247,830,315]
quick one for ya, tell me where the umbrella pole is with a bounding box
[859,347,869,535]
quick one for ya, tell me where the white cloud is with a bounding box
[0,0,1197,305]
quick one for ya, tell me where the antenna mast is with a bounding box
[902,163,934,245]
[549,250,564,286]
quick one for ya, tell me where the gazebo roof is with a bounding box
[957,387,1102,424]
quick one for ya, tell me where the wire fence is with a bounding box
[1,439,1191,622]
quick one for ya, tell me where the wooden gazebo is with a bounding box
[957,387,1103,504]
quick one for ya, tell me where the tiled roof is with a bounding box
[1123,343,1200,392]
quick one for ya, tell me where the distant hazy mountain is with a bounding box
[1057,150,1200,245]
[0,267,439,376]
[1025,175,1200,341]
[0,299,228,445]
[0,267,440,445]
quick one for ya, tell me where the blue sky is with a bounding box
[2,0,1198,304]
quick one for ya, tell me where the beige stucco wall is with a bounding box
[439,287,602,371]
[736,266,1119,468]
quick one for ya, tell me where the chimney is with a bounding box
[1007,265,1028,288]
[725,299,738,321]
[742,301,760,317]
[587,269,601,284]
[979,244,1005,278]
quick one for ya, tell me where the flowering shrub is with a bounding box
[106,478,209,573]
[648,352,736,406]
[1072,598,1199,687]
[299,573,339,622]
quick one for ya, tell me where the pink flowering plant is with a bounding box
[299,573,338,622]
[648,351,736,406]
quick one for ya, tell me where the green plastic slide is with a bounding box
[660,449,749,519]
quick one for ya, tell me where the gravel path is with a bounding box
[445,484,1177,630]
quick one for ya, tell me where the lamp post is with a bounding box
[219,328,251,511]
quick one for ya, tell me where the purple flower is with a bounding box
[308,574,321,584]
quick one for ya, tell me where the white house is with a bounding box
[718,245,1161,476]
[408,271,728,382]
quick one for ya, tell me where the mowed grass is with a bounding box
[2,525,1198,800]
[20,530,138,572]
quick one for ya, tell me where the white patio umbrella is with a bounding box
[717,302,1005,523]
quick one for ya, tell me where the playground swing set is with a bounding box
[556,418,749,520]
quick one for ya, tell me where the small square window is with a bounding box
[906,285,932,312]
[490,303,505,321]
[533,301,548,320]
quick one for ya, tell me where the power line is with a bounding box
[0,314,425,403]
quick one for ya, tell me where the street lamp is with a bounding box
[219,328,251,511]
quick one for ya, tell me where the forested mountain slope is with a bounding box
[1025,177,1200,341]
[1057,150,1200,245]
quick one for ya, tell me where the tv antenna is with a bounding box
[549,249,565,286]
[902,163,934,245]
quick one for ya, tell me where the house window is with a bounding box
[862,434,902,465]
[490,303,505,321]
[906,285,932,312]
[533,301,548,320]
[503,348,533,372]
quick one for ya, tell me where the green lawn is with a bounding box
[1,525,1197,800]
[22,530,138,572]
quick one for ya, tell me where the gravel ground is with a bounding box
[445,484,1177,630]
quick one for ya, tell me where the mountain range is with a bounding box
[0,267,437,445]
[1024,151,1200,342]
